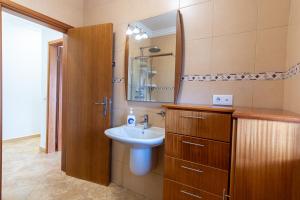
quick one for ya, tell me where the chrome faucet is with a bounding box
[142,114,149,129]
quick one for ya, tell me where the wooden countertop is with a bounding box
[162,104,235,113]
[232,107,300,123]
[162,104,300,123]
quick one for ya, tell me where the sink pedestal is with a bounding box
[130,147,152,176]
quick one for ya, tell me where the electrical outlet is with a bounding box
[213,95,233,106]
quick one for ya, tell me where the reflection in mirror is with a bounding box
[126,11,177,103]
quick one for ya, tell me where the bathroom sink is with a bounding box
[105,125,165,176]
[104,125,165,148]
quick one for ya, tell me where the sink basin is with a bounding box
[105,125,165,176]
[104,125,165,148]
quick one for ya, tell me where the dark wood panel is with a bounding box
[165,133,230,170]
[62,24,113,185]
[166,109,232,142]
[174,10,183,104]
[124,36,129,100]
[164,179,222,200]
[61,34,68,172]
[233,119,300,200]
[46,43,60,153]
[57,46,63,151]
[164,156,228,196]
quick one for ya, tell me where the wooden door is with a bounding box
[57,46,63,151]
[46,40,63,153]
[62,24,113,185]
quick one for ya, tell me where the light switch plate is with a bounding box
[213,95,233,106]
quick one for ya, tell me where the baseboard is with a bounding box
[39,146,46,153]
[3,133,40,143]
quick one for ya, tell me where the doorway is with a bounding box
[1,10,63,198]
[0,1,114,199]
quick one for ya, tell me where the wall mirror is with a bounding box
[125,10,183,103]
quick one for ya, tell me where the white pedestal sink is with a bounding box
[104,125,165,176]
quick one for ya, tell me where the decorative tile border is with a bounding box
[181,72,286,82]
[113,77,125,83]
[153,87,174,91]
[181,63,300,82]
[113,63,300,83]
[284,63,300,79]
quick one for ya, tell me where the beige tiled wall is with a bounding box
[83,0,291,199]
[284,0,300,114]
[12,0,84,27]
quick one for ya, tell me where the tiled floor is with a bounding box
[3,137,145,200]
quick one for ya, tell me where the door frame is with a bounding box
[46,39,63,153]
[0,1,74,198]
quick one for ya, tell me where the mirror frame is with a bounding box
[124,10,184,104]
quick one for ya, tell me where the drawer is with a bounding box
[164,156,228,196]
[164,179,222,200]
[166,109,232,142]
[165,133,230,170]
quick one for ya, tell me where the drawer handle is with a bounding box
[181,165,204,173]
[182,141,205,147]
[181,190,202,199]
[181,115,206,120]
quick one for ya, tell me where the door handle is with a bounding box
[181,165,204,173]
[222,189,231,200]
[95,97,107,117]
[180,190,202,199]
[182,141,205,147]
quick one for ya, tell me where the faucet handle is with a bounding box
[139,114,149,123]
[143,114,149,121]
[156,110,166,118]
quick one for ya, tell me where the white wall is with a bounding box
[2,12,62,145]
[3,12,42,140]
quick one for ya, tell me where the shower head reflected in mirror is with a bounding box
[140,46,161,54]
[148,46,161,53]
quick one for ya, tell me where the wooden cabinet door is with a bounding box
[62,24,113,185]
[164,156,228,196]
[164,179,222,200]
[165,133,231,170]
[233,119,300,200]
[166,109,232,142]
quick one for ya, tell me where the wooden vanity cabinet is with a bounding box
[163,105,234,200]
[163,105,300,200]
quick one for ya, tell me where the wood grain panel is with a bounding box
[174,10,183,104]
[46,44,59,153]
[62,24,113,185]
[164,179,222,200]
[233,119,300,200]
[61,35,68,172]
[233,107,300,123]
[164,156,228,196]
[166,109,232,142]
[165,133,230,170]
[46,40,63,154]
[124,36,129,100]
[57,46,63,151]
